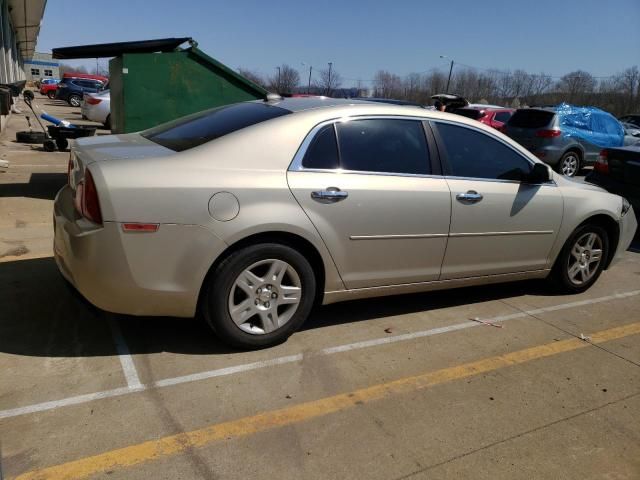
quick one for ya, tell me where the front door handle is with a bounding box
[456,190,483,204]
[311,187,348,203]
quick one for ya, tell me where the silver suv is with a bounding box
[505,106,626,177]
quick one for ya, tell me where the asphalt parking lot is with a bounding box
[1,95,640,480]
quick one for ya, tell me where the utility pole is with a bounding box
[307,65,312,94]
[327,62,333,96]
[446,60,454,93]
[275,66,281,93]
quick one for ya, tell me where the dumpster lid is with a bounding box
[52,37,193,59]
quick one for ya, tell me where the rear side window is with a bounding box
[336,119,430,175]
[143,102,291,152]
[302,125,340,169]
[436,122,532,181]
[494,111,512,123]
[508,109,555,128]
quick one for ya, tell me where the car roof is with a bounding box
[260,96,376,112]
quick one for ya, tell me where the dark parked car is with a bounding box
[586,145,640,221]
[619,114,640,128]
[55,78,105,107]
[504,105,627,177]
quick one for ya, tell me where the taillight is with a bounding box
[73,170,102,224]
[86,97,102,105]
[82,170,103,224]
[595,149,609,175]
[535,129,562,138]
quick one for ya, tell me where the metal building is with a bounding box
[0,0,47,130]
[24,51,59,81]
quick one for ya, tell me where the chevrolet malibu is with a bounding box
[54,97,637,348]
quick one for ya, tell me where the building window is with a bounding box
[44,69,53,76]
[30,68,40,76]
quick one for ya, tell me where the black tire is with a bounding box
[556,151,581,177]
[56,138,69,151]
[68,94,81,107]
[43,140,56,152]
[104,115,111,130]
[549,223,609,293]
[47,90,56,99]
[200,243,316,349]
[16,131,46,144]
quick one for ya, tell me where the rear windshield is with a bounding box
[142,102,291,152]
[453,108,484,120]
[508,109,555,128]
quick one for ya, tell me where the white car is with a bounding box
[82,90,110,129]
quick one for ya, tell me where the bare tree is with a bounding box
[373,70,402,98]
[316,67,342,96]
[238,68,267,89]
[556,70,596,103]
[267,64,300,94]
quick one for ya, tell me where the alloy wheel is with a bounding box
[561,154,579,176]
[567,232,603,285]
[227,259,302,335]
[69,96,81,107]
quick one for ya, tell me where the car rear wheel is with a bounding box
[549,224,608,293]
[68,94,81,107]
[47,91,56,99]
[104,115,111,130]
[557,151,580,177]
[201,243,316,349]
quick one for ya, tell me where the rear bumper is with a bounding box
[54,185,228,317]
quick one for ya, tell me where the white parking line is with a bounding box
[1,289,639,420]
[107,315,142,390]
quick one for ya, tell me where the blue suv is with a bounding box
[56,78,105,107]
[505,104,627,177]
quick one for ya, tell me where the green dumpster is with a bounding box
[53,38,268,133]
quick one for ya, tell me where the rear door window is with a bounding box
[335,119,430,175]
[494,111,512,123]
[508,110,555,128]
[435,122,532,181]
[143,102,291,152]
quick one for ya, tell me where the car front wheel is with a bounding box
[550,224,608,293]
[201,243,316,349]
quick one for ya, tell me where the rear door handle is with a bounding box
[456,190,483,204]
[311,187,348,203]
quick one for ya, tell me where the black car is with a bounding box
[619,114,640,128]
[586,145,640,220]
[55,78,105,107]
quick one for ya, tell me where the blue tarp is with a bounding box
[556,103,624,148]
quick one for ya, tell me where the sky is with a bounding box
[36,0,640,86]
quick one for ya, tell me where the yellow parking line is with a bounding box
[14,321,640,480]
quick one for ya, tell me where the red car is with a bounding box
[453,106,515,130]
[40,72,108,99]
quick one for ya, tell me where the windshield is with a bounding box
[142,102,291,152]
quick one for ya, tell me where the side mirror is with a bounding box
[526,163,551,184]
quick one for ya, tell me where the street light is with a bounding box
[327,62,333,96]
[275,66,281,93]
[440,55,454,93]
[301,62,312,94]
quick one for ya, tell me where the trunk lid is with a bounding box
[505,109,556,149]
[68,133,174,191]
[606,146,640,186]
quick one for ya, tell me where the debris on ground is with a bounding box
[470,317,503,328]
[580,333,591,341]
[384,327,393,334]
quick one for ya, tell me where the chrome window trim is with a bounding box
[288,115,435,176]
[350,233,448,241]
